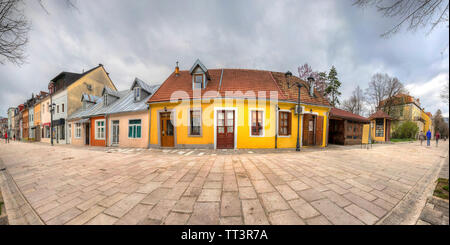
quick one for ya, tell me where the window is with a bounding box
[375,119,384,137]
[75,123,81,138]
[95,120,105,139]
[62,104,64,113]
[104,94,108,106]
[194,74,203,89]
[134,87,141,100]
[251,110,264,136]
[68,124,71,138]
[279,111,291,136]
[189,109,201,136]
[128,119,141,138]
[57,105,59,113]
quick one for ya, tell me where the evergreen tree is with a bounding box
[325,66,341,107]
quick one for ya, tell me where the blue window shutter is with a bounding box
[137,126,141,138]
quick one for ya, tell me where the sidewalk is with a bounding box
[416,152,449,225]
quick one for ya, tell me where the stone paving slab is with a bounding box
[0,141,448,225]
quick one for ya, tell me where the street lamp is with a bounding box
[49,102,55,146]
[285,71,304,152]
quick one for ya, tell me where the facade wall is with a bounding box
[66,67,116,117]
[149,99,329,149]
[52,90,68,144]
[40,96,51,143]
[108,111,149,148]
[69,120,87,146]
[22,109,29,141]
[90,116,106,147]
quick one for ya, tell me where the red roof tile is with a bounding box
[368,110,392,120]
[330,108,369,123]
[148,68,330,106]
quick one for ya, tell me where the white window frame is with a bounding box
[95,119,106,140]
[75,123,81,138]
[193,74,204,89]
[128,119,142,139]
[249,108,265,137]
[277,109,292,138]
[188,108,202,137]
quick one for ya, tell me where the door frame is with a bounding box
[214,107,238,150]
[157,109,177,147]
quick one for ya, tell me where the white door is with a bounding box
[112,120,119,146]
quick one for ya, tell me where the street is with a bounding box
[0,141,448,225]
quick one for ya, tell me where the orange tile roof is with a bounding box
[148,69,330,106]
[368,110,392,120]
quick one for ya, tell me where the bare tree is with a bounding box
[297,63,328,97]
[366,73,406,115]
[342,85,366,115]
[354,0,449,37]
[0,0,29,65]
[433,109,449,137]
[441,82,449,105]
[1,0,77,65]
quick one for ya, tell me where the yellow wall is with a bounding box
[371,118,386,142]
[34,102,41,126]
[149,99,329,149]
[66,66,117,117]
[421,111,432,132]
[362,124,370,144]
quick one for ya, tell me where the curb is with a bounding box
[0,159,44,225]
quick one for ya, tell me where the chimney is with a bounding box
[175,61,180,76]
[307,76,315,97]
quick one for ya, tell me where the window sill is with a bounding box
[188,135,202,137]
[278,135,291,138]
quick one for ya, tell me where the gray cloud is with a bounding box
[0,0,448,117]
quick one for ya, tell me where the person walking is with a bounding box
[419,131,425,146]
[435,131,440,147]
[4,131,8,143]
[426,129,431,147]
[13,133,16,141]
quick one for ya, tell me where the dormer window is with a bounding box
[194,74,203,89]
[134,87,141,101]
[104,94,108,106]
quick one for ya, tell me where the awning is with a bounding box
[52,118,65,126]
[42,122,51,127]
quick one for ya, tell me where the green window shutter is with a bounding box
[137,126,141,138]
[133,126,136,138]
[129,126,132,137]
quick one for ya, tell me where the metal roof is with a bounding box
[69,80,160,120]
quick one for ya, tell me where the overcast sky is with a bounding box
[0,0,448,118]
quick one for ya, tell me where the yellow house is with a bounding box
[147,60,331,149]
[369,110,392,142]
[379,93,433,137]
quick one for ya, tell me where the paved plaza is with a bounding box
[0,141,448,225]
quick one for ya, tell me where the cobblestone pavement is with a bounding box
[0,141,448,225]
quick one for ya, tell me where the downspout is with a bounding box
[105,113,108,147]
[147,104,151,149]
[325,110,330,147]
[275,105,278,149]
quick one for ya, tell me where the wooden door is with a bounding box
[315,116,324,146]
[217,110,234,149]
[303,114,315,146]
[160,112,174,147]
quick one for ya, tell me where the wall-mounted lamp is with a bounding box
[164,107,167,112]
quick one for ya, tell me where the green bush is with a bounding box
[393,121,419,139]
